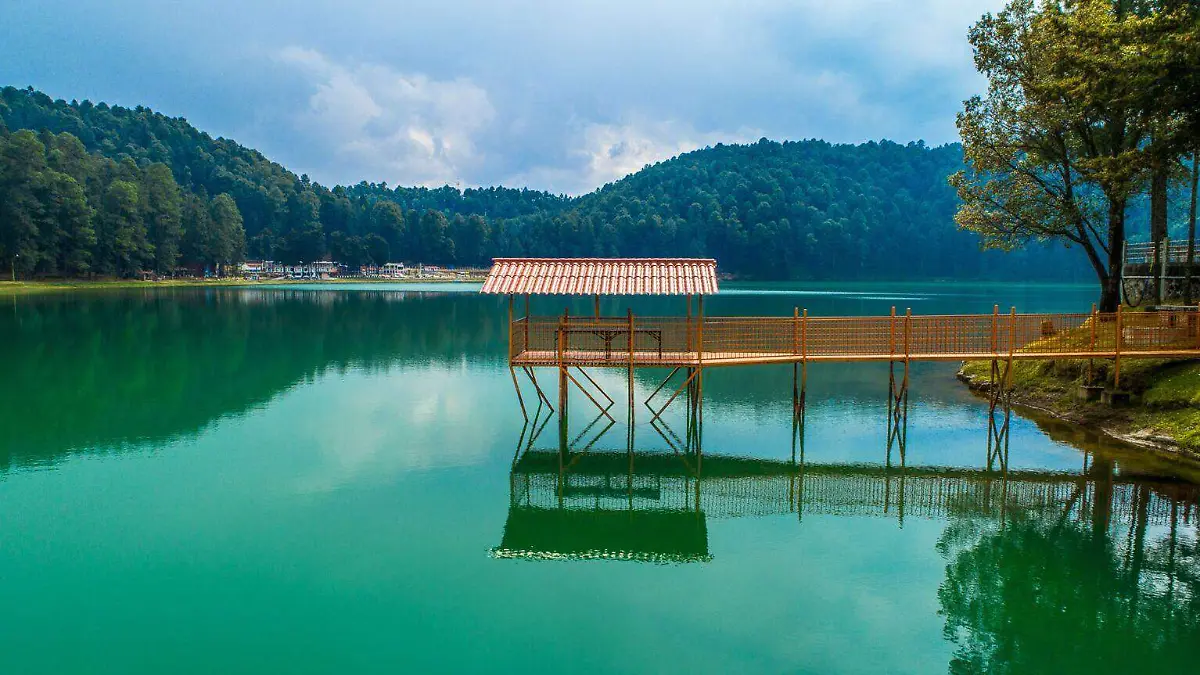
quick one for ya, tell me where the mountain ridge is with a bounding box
[0,85,1087,280]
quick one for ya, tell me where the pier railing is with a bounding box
[510,309,1200,366]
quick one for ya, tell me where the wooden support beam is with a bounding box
[510,366,528,421]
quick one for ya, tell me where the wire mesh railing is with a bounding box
[509,309,1200,366]
[1125,240,1200,266]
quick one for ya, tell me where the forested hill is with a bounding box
[0,85,1086,280]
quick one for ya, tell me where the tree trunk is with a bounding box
[1100,196,1127,312]
[1150,153,1169,304]
[1187,152,1197,304]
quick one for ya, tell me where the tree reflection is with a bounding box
[938,483,1200,673]
[0,288,509,468]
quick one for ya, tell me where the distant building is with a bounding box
[382,262,406,278]
[284,261,338,279]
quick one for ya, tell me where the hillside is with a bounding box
[0,85,1088,280]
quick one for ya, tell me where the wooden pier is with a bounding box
[509,305,1200,368]
[484,257,1200,461]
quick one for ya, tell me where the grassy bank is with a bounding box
[0,279,257,295]
[959,357,1200,457]
[0,277,483,295]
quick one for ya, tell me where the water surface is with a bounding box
[1,282,1197,674]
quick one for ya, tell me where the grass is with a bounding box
[960,356,1200,454]
[959,314,1200,454]
[0,278,255,295]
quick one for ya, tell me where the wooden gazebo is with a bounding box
[481,257,719,455]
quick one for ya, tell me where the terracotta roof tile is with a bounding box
[480,258,718,295]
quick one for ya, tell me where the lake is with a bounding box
[1,282,1198,674]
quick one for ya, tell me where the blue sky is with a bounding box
[1,0,1000,194]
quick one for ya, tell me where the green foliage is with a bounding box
[953,0,1200,309]
[1141,361,1200,407]
[95,179,148,276]
[938,510,1200,673]
[141,163,182,274]
[1,85,1092,279]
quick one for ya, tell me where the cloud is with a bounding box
[276,46,495,187]
[508,119,761,196]
[3,0,1005,193]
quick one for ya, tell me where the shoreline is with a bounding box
[0,277,486,295]
[957,362,1200,463]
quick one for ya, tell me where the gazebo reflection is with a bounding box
[493,411,1200,564]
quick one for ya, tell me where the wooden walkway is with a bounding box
[510,307,1200,368]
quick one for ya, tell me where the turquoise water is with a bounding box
[0,283,1197,673]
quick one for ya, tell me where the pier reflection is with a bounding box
[496,412,1200,565]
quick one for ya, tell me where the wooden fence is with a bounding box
[509,308,1200,367]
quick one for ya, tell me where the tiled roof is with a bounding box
[480,258,718,295]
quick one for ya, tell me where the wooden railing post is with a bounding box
[686,294,693,352]
[991,304,999,356]
[627,307,635,427]
[557,312,566,365]
[627,308,635,357]
[904,308,912,379]
[523,294,530,350]
[802,309,808,361]
[1115,304,1123,389]
[793,307,799,356]
[1089,303,1097,352]
[558,310,568,442]
[1008,307,1016,381]
[1088,303,1098,384]
[889,306,897,358]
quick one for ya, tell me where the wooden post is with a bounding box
[802,309,808,362]
[889,306,897,357]
[1089,303,1098,351]
[508,294,514,362]
[793,307,800,355]
[523,294,530,351]
[1089,303,1097,384]
[991,304,999,355]
[697,295,705,460]
[1007,307,1016,389]
[558,311,568,454]
[510,366,528,420]
[1115,304,1123,389]
[792,307,799,420]
[627,307,635,442]
[594,294,600,318]
[686,294,693,352]
[801,308,808,418]
[904,308,912,387]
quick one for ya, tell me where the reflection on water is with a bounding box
[503,413,1200,668]
[2,284,1199,674]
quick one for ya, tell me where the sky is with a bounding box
[1,0,1001,195]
